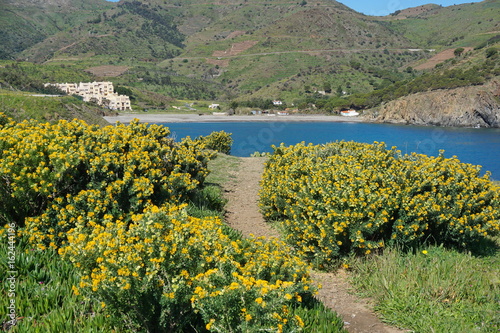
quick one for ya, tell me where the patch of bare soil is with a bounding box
[206,58,230,68]
[212,40,259,57]
[226,31,247,40]
[414,47,473,70]
[222,157,408,333]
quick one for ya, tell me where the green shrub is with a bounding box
[259,142,500,267]
[0,112,11,126]
[486,47,498,59]
[0,118,214,245]
[195,130,233,155]
[61,206,317,332]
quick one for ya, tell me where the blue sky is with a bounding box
[337,0,482,16]
[105,0,482,16]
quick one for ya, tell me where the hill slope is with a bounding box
[0,0,498,126]
[382,0,500,49]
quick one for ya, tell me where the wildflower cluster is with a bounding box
[59,206,314,332]
[259,141,500,266]
[194,130,233,155]
[61,205,314,332]
[0,115,317,332]
[0,118,213,247]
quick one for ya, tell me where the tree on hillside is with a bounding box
[454,47,465,57]
[486,47,498,59]
[336,86,343,97]
[323,82,332,94]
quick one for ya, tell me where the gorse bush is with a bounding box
[0,118,214,248]
[259,141,500,267]
[194,130,233,155]
[0,115,319,332]
[60,205,315,332]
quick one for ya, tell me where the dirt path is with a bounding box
[223,157,407,333]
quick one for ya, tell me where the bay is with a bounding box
[158,121,500,180]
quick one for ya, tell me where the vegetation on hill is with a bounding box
[0,117,346,332]
[293,42,500,113]
[382,0,500,49]
[0,0,499,116]
[260,140,500,332]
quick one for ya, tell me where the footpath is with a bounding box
[222,157,407,333]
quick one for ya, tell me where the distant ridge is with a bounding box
[389,4,442,18]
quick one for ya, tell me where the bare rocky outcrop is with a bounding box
[372,80,500,128]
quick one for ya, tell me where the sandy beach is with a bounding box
[104,113,367,124]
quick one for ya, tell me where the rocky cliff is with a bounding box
[372,80,500,128]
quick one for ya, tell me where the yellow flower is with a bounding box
[206,319,215,330]
[422,250,428,255]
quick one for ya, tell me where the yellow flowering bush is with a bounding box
[190,236,313,332]
[194,130,233,155]
[260,141,500,266]
[61,205,316,332]
[0,117,214,247]
[1,116,316,331]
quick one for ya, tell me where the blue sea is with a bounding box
[157,122,500,180]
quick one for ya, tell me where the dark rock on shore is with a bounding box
[371,80,500,128]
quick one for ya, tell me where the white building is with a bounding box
[105,94,131,111]
[45,81,131,111]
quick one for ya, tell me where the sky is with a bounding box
[104,0,483,16]
[336,0,483,16]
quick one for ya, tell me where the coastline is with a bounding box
[103,113,368,124]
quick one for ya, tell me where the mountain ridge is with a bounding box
[0,0,499,127]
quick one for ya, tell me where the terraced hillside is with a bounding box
[0,0,499,109]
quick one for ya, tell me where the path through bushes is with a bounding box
[223,157,407,333]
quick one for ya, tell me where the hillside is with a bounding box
[382,0,500,49]
[0,90,114,126]
[0,0,499,126]
[372,80,500,128]
[0,0,418,101]
[163,1,424,99]
[0,0,117,60]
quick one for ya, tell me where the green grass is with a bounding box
[206,153,241,185]
[385,1,500,49]
[0,90,110,126]
[292,297,348,333]
[0,237,127,332]
[350,244,500,333]
[187,154,240,219]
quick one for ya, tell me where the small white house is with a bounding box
[272,100,283,106]
[208,103,220,109]
[340,109,359,117]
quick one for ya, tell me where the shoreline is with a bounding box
[103,113,368,124]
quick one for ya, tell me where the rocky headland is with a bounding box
[371,80,500,128]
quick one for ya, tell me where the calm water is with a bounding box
[158,122,500,180]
